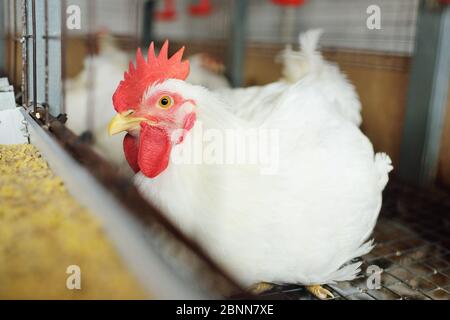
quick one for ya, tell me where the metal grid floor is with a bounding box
[257,179,450,300]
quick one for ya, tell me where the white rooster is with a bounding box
[108,41,393,299]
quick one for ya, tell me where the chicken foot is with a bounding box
[249,282,334,300]
[306,285,334,299]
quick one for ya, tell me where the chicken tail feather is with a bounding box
[277,29,325,83]
[321,240,374,284]
[299,28,323,57]
[374,152,393,190]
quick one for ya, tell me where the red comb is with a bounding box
[113,40,190,113]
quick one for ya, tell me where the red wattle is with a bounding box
[123,134,140,173]
[138,123,172,178]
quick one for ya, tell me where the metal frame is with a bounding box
[142,0,155,47]
[24,0,62,117]
[0,1,5,74]
[399,1,450,186]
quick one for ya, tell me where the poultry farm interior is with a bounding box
[0,0,449,301]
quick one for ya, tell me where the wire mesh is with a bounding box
[247,0,419,55]
[149,0,420,55]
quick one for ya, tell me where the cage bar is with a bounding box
[399,2,450,186]
[0,1,6,75]
[24,0,62,116]
[142,0,155,47]
[228,0,248,87]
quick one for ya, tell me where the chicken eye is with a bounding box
[158,96,173,109]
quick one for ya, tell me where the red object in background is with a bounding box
[271,0,306,6]
[155,0,177,21]
[438,0,450,4]
[189,0,212,16]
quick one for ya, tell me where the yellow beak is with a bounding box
[108,112,146,135]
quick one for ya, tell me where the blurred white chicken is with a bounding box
[218,29,362,127]
[108,41,393,299]
[65,33,134,170]
[188,53,230,90]
[279,29,362,126]
[65,32,230,172]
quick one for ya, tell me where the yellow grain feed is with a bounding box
[0,144,147,299]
